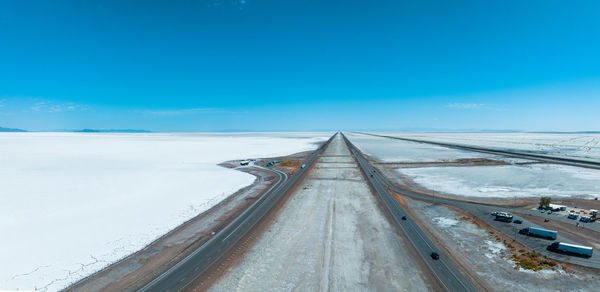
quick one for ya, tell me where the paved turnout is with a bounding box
[389,185,600,269]
[210,134,433,291]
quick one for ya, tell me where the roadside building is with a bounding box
[547,204,567,211]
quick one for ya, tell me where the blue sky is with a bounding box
[1,0,599,131]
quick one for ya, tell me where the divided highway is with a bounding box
[138,134,335,292]
[358,132,600,170]
[343,134,600,270]
[139,131,598,292]
[342,134,477,292]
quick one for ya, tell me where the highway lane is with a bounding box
[343,134,600,269]
[138,134,335,292]
[341,134,478,292]
[357,132,600,170]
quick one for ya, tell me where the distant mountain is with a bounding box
[0,126,27,132]
[533,131,600,134]
[76,129,151,133]
[357,128,524,133]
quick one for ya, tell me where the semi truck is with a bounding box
[547,242,593,257]
[519,227,557,239]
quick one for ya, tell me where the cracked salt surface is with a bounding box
[400,163,600,198]
[345,133,497,162]
[345,133,539,164]
[381,132,600,163]
[0,132,330,291]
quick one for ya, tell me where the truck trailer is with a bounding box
[547,242,593,257]
[519,227,557,239]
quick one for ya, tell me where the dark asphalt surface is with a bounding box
[138,134,335,292]
[358,132,600,170]
[514,209,600,233]
[343,134,600,269]
[342,134,477,292]
[390,186,600,269]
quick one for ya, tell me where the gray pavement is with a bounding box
[210,134,433,291]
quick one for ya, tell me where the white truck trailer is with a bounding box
[547,242,593,257]
[519,227,557,239]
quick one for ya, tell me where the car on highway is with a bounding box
[401,216,407,220]
[568,213,579,220]
[430,252,440,260]
[513,219,523,224]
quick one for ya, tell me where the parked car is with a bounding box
[494,212,513,222]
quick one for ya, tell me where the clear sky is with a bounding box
[1,0,599,132]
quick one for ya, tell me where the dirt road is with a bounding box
[210,135,432,291]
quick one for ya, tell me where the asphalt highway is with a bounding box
[343,134,600,269]
[342,134,477,292]
[358,132,600,170]
[138,134,335,292]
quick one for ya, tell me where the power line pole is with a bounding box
[514,196,517,241]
